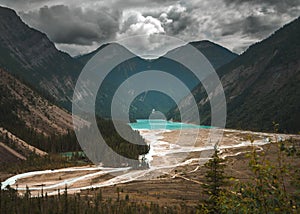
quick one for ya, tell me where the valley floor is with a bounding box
[1,128,299,205]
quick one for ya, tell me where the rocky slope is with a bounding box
[0,67,90,163]
[0,126,47,164]
[0,6,82,109]
[168,17,300,133]
[0,68,82,136]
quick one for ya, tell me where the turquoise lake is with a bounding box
[129,119,211,130]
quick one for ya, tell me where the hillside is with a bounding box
[0,66,147,166]
[168,17,300,133]
[78,41,237,120]
[0,67,86,163]
[0,68,79,136]
[0,142,26,163]
[185,40,238,70]
[0,126,47,164]
[0,6,82,109]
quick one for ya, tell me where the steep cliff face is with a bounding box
[0,6,82,108]
[168,17,300,133]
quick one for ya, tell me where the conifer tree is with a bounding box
[200,147,227,213]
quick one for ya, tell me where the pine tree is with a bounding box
[200,148,227,214]
[64,185,68,214]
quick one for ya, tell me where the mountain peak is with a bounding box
[0,5,17,15]
[0,6,83,108]
[189,40,217,46]
[189,40,234,51]
[187,40,238,69]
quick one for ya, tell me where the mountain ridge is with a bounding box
[77,40,238,69]
[77,39,237,120]
[0,6,83,109]
[1,5,298,132]
[168,16,300,133]
[0,5,237,120]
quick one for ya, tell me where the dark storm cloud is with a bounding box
[0,0,47,3]
[223,0,299,13]
[2,0,299,55]
[221,15,282,38]
[163,6,195,35]
[20,5,120,45]
[109,0,178,8]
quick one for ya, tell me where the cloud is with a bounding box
[0,0,53,11]
[116,11,172,58]
[2,0,298,56]
[223,0,300,13]
[118,11,165,37]
[161,4,195,35]
[221,15,283,38]
[107,0,179,10]
[155,0,299,53]
[20,4,120,45]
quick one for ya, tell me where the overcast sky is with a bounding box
[0,0,299,56]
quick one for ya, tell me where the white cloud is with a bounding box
[115,11,173,58]
[118,11,165,37]
[2,0,299,56]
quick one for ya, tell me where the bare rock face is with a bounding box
[169,17,300,133]
[0,6,82,108]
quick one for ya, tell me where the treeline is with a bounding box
[97,118,150,160]
[0,186,183,214]
[75,118,150,167]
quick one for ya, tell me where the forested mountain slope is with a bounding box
[168,17,300,133]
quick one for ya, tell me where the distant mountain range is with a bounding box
[0,5,299,133]
[77,40,237,120]
[168,17,300,133]
[0,6,237,121]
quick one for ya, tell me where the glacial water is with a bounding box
[129,119,211,130]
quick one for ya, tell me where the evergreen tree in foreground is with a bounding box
[199,147,228,214]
